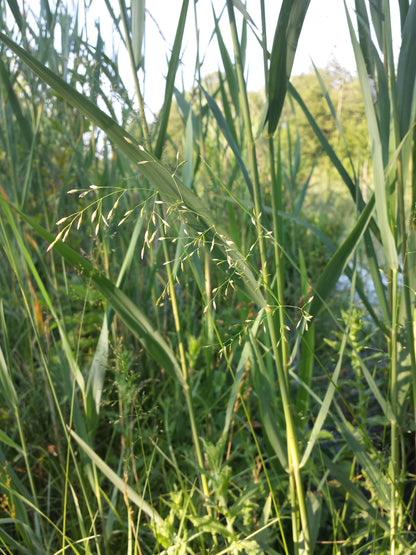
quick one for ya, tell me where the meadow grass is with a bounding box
[0,1,415,553]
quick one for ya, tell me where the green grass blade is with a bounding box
[249,333,288,471]
[296,322,314,424]
[396,1,416,138]
[267,0,311,134]
[300,321,348,467]
[355,0,375,78]
[69,428,164,526]
[6,200,186,388]
[212,7,240,112]
[132,0,145,69]
[309,194,375,319]
[5,0,25,37]
[288,83,362,207]
[0,342,18,410]
[323,453,390,533]
[202,86,254,201]
[154,0,189,159]
[334,405,391,510]
[0,58,32,148]
[0,31,265,308]
[345,3,398,270]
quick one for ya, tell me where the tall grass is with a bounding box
[0,0,415,553]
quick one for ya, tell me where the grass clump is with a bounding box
[0,0,416,553]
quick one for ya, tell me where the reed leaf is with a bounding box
[5,200,187,388]
[69,428,164,526]
[309,194,375,319]
[346,4,398,270]
[131,0,145,69]
[0,30,265,308]
[267,0,310,134]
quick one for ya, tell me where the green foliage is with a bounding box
[0,0,415,554]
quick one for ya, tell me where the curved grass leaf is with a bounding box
[69,428,164,526]
[345,4,398,270]
[323,454,389,533]
[2,199,186,388]
[249,333,288,471]
[309,194,375,319]
[202,86,254,201]
[0,31,265,309]
[154,0,189,159]
[267,0,311,134]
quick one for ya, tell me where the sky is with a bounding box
[82,1,399,117]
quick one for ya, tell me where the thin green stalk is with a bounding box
[159,217,211,513]
[390,267,399,554]
[225,1,309,549]
[118,0,150,150]
[268,136,289,376]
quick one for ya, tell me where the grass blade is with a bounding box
[154,0,190,159]
[309,194,375,319]
[345,3,398,270]
[0,30,265,307]
[69,428,164,526]
[132,0,145,69]
[2,198,186,388]
[267,0,311,134]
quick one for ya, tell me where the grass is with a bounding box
[0,0,415,553]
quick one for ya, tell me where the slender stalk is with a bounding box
[118,0,150,150]
[390,267,399,553]
[225,1,310,549]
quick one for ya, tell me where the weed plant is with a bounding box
[0,0,415,553]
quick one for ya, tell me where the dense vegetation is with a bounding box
[0,1,415,553]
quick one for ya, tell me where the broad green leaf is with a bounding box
[296,321,314,423]
[368,0,384,51]
[267,0,311,134]
[212,7,240,112]
[6,0,25,37]
[303,491,322,554]
[69,428,164,526]
[354,0,375,78]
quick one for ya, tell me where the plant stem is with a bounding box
[225,1,310,549]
